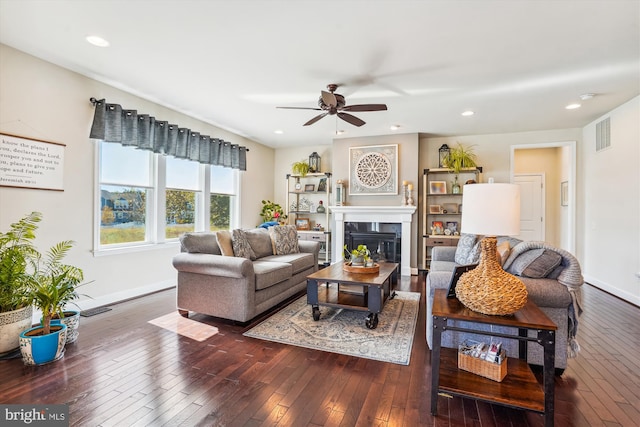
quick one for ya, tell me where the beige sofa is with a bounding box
[172,227,320,322]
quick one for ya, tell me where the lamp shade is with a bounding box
[460,183,520,236]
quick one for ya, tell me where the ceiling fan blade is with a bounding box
[277,106,322,110]
[341,104,388,112]
[304,112,329,126]
[321,90,337,107]
[338,112,366,127]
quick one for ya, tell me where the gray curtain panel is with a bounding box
[89,99,247,170]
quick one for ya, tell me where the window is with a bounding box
[210,165,237,231]
[97,141,239,251]
[166,156,201,239]
[99,143,152,246]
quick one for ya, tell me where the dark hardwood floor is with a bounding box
[1,276,638,426]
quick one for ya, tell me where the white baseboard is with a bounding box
[583,274,639,307]
[32,280,175,324]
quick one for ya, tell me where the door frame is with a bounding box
[510,141,576,253]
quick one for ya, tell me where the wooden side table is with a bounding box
[430,289,557,426]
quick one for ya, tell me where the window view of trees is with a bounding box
[100,186,149,244]
[211,194,231,231]
[166,189,196,239]
[98,141,238,248]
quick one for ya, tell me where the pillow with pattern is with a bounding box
[231,229,256,260]
[268,225,300,255]
[454,234,481,265]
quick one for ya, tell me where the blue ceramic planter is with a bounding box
[19,324,67,365]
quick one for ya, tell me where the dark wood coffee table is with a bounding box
[431,289,557,426]
[306,261,398,329]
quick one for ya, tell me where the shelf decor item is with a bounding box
[260,200,287,223]
[308,152,321,173]
[438,144,450,168]
[442,143,477,193]
[292,160,310,177]
[455,183,528,315]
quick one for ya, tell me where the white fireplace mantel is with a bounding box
[330,205,417,276]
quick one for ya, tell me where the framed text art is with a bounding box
[0,133,65,191]
[349,144,398,195]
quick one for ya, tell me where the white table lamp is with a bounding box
[456,183,528,315]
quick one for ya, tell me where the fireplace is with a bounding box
[345,223,401,264]
[330,206,416,275]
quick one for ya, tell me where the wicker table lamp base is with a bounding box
[455,237,528,315]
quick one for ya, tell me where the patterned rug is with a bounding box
[243,291,420,365]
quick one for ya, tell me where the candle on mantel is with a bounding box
[402,180,408,186]
[407,184,413,191]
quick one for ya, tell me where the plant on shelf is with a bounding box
[343,244,371,266]
[260,200,287,224]
[442,142,477,193]
[291,160,310,177]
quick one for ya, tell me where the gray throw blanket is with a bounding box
[504,241,584,358]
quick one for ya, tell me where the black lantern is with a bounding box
[308,152,321,173]
[438,144,450,168]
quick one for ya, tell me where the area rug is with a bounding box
[243,291,420,365]
[149,312,219,341]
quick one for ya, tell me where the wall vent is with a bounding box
[596,117,610,151]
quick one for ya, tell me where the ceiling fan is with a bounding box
[277,84,387,127]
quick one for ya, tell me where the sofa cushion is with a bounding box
[244,228,274,258]
[252,260,292,290]
[231,229,257,260]
[269,225,299,255]
[215,230,234,256]
[507,248,562,278]
[181,232,221,255]
[261,252,315,274]
[454,234,481,265]
[519,277,572,308]
[496,240,511,266]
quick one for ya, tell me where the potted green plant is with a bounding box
[344,244,371,266]
[291,160,310,177]
[0,212,40,355]
[19,239,84,365]
[259,200,287,224]
[442,143,478,193]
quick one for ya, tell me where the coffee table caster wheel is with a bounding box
[312,306,321,321]
[365,313,378,329]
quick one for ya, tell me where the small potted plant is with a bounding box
[291,160,310,177]
[19,240,84,365]
[259,200,287,224]
[344,244,371,267]
[442,143,477,193]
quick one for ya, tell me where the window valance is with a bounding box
[89,98,247,170]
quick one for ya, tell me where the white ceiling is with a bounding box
[1,0,638,148]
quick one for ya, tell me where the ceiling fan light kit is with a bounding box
[278,84,388,127]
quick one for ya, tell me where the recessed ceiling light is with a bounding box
[336,130,345,135]
[461,110,475,116]
[390,125,400,131]
[580,93,595,100]
[274,130,283,134]
[86,35,110,47]
[565,103,581,110]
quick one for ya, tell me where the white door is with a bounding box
[513,174,544,242]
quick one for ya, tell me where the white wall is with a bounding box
[581,96,640,305]
[0,45,274,309]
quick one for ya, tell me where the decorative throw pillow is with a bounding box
[268,225,299,255]
[455,233,478,265]
[231,229,256,260]
[215,230,234,256]
[507,248,562,278]
[496,241,511,266]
